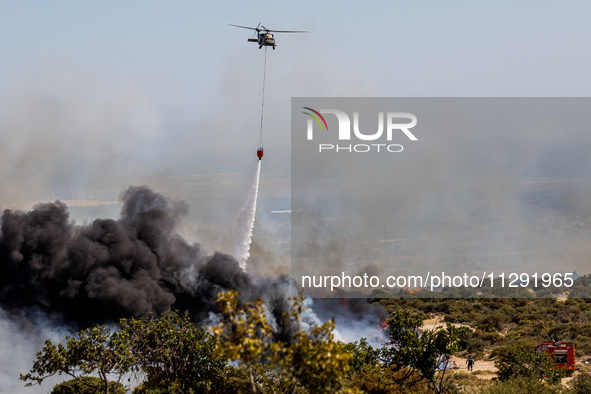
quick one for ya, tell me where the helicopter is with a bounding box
[229,23,307,49]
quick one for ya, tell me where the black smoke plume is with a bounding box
[0,186,297,333]
[0,185,385,345]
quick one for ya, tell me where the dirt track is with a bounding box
[450,356,498,375]
[422,315,498,378]
[421,315,471,331]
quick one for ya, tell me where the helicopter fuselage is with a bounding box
[248,33,276,48]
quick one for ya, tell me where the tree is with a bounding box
[50,377,126,394]
[342,338,381,375]
[20,325,133,394]
[22,312,226,394]
[121,311,226,393]
[380,310,462,393]
[273,319,352,394]
[210,290,274,393]
[211,290,354,394]
[273,295,353,394]
[221,363,297,394]
[495,346,564,384]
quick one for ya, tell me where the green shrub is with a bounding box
[479,376,562,394]
[481,331,502,345]
[573,336,591,357]
[347,365,429,394]
[477,312,508,333]
[342,338,380,374]
[51,377,126,394]
[467,339,486,357]
[565,299,579,307]
[489,345,511,360]
[570,369,591,394]
[495,346,564,384]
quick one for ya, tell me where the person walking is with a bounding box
[466,355,475,371]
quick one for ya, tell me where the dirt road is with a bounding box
[422,315,498,378]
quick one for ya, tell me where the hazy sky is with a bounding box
[2,1,591,162]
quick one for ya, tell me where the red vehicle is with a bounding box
[539,341,576,376]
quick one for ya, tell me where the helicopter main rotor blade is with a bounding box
[228,24,260,31]
[265,29,308,33]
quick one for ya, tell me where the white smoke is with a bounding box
[0,308,72,393]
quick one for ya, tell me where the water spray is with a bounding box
[233,160,262,269]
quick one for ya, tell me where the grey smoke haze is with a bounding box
[292,99,591,290]
[0,68,163,206]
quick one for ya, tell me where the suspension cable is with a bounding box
[258,46,267,149]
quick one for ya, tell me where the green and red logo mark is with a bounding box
[302,107,328,131]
